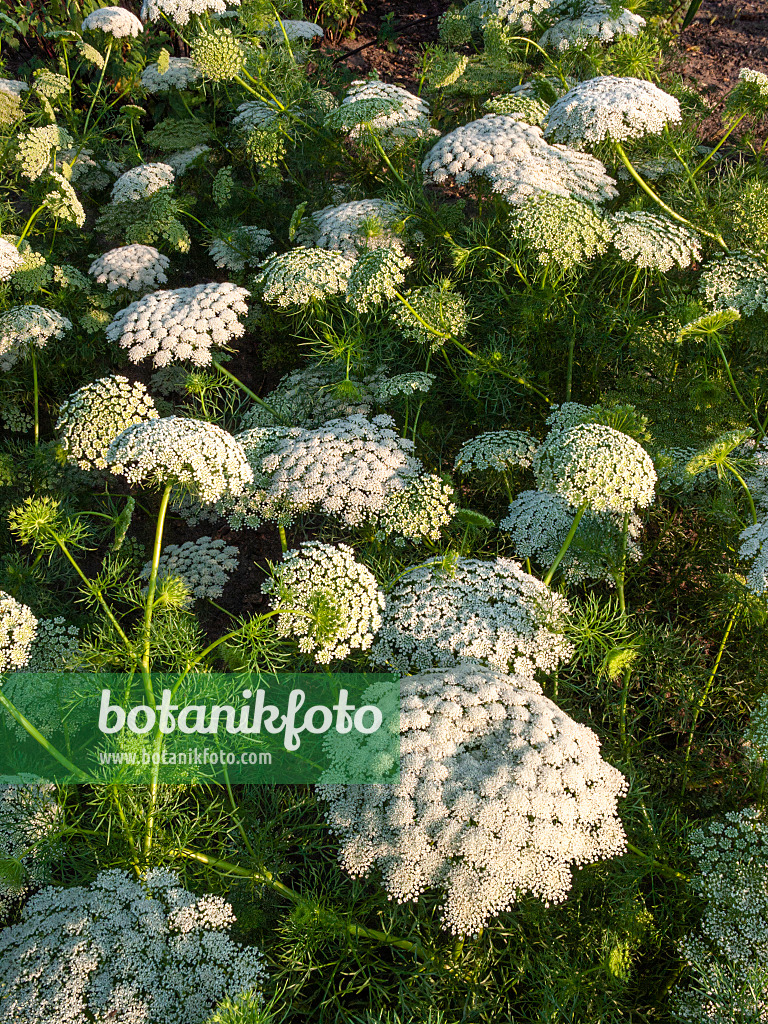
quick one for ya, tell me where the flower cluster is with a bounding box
[0,867,267,1023]
[544,76,682,147]
[501,490,642,584]
[454,430,539,474]
[239,365,388,429]
[332,79,435,147]
[0,78,28,98]
[106,416,253,503]
[82,5,143,36]
[672,808,768,1024]
[208,227,274,271]
[141,536,240,602]
[375,473,456,545]
[0,305,72,371]
[389,283,469,349]
[422,115,618,206]
[610,211,701,271]
[141,56,202,92]
[299,199,406,259]
[191,26,245,82]
[483,92,549,125]
[56,375,159,471]
[262,541,384,663]
[738,519,768,595]
[89,243,170,291]
[744,691,768,765]
[534,422,657,514]
[60,147,116,191]
[141,0,242,24]
[166,145,211,176]
[231,101,282,133]
[318,663,628,935]
[346,248,412,313]
[33,70,69,99]
[16,124,73,180]
[513,194,611,269]
[272,19,324,42]
[4,619,82,740]
[254,247,354,307]
[259,414,423,526]
[370,556,573,677]
[105,282,250,367]
[700,252,768,317]
[0,591,37,672]
[0,779,62,917]
[539,2,645,51]
[42,172,86,228]
[0,238,24,281]
[111,162,175,203]
[373,371,435,400]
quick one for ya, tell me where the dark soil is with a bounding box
[679,0,768,101]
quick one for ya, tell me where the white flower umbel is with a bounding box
[141,56,202,92]
[375,473,456,545]
[373,372,435,401]
[299,199,406,260]
[89,243,170,291]
[0,868,267,1023]
[333,79,435,147]
[141,0,242,24]
[544,76,682,148]
[111,162,175,203]
[318,663,628,935]
[672,808,768,1024]
[140,536,239,602]
[262,541,384,664]
[254,247,354,308]
[739,519,768,595]
[389,284,469,350]
[0,592,37,672]
[539,2,645,51]
[190,25,245,82]
[484,93,550,126]
[745,692,768,765]
[232,101,282,133]
[239,366,387,429]
[500,489,642,584]
[42,172,85,228]
[16,124,73,181]
[370,556,573,677]
[259,414,422,526]
[105,282,250,368]
[166,145,210,176]
[454,430,539,474]
[0,779,62,917]
[534,422,657,514]
[208,227,274,272]
[106,416,253,503]
[700,252,768,317]
[610,211,701,271]
[82,5,143,36]
[0,238,24,281]
[748,439,768,514]
[422,115,618,206]
[0,306,71,372]
[515,193,611,268]
[0,78,28,98]
[346,248,412,313]
[56,375,159,471]
[461,0,568,31]
[272,19,324,42]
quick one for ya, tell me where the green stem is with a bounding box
[680,604,740,795]
[110,785,142,876]
[543,502,587,586]
[691,111,749,177]
[614,141,729,249]
[211,358,289,425]
[15,206,45,247]
[0,689,92,781]
[81,39,113,140]
[617,512,630,620]
[141,482,173,690]
[625,841,688,881]
[619,664,633,758]
[278,525,288,554]
[52,533,132,649]
[175,847,431,957]
[714,339,765,441]
[30,347,39,447]
[724,461,758,524]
